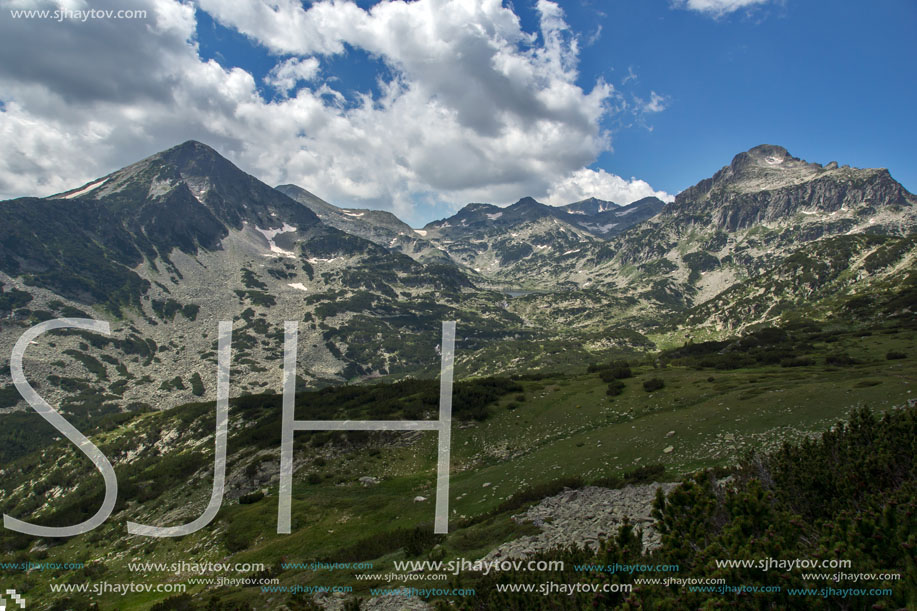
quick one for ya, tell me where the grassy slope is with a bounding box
[0,324,914,609]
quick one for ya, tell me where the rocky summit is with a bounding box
[668,144,915,232]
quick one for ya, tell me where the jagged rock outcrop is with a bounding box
[665,144,915,233]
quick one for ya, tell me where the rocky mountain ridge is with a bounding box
[0,142,522,417]
[666,144,915,232]
[1,142,914,418]
[275,184,452,264]
[582,144,917,322]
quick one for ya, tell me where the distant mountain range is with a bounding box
[1,141,914,416]
[275,183,452,264]
[422,194,665,239]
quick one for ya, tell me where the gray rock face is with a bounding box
[597,144,917,328]
[276,183,452,264]
[667,144,916,233]
[414,195,666,288]
[482,483,677,561]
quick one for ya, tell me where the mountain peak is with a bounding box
[745,143,789,159]
[576,197,609,206]
[171,139,213,152]
[726,144,804,177]
[48,140,320,249]
[512,196,542,208]
[562,197,619,216]
[151,140,239,176]
[685,144,853,200]
[149,140,221,163]
[668,144,915,231]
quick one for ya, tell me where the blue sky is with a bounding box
[572,0,917,198]
[0,0,914,226]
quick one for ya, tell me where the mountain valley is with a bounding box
[0,141,914,610]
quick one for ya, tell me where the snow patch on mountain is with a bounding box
[255,223,298,258]
[61,177,109,199]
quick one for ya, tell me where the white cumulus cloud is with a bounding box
[264,57,321,97]
[0,0,670,223]
[672,0,772,17]
[643,91,667,114]
[545,168,674,206]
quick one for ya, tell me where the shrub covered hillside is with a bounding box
[463,406,917,610]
